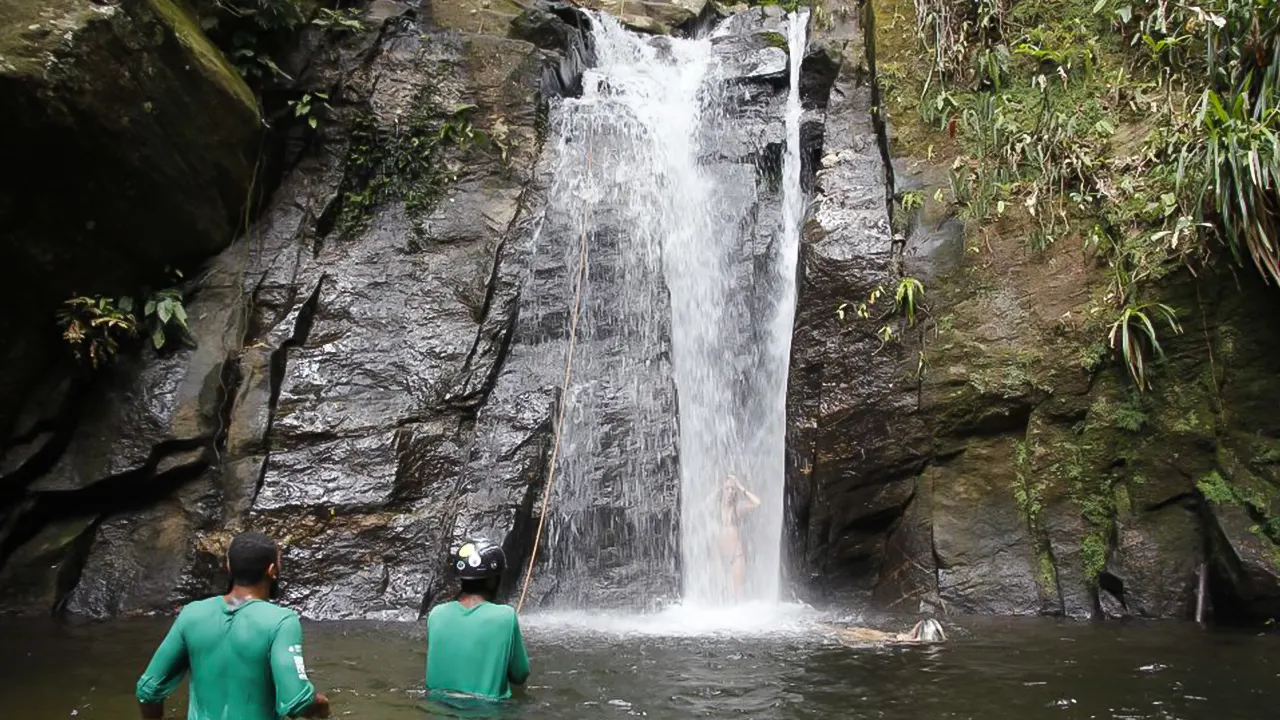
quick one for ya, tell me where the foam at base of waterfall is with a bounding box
[523,602,826,637]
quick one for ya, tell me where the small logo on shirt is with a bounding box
[293,655,309,681]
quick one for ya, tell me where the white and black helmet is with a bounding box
[449,537,506,580]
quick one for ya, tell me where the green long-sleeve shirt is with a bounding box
[136,596,317,720]
[426,600,530,700]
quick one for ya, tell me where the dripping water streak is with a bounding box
[760,11,810,604]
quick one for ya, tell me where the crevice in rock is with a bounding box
[256,277,326,506]
[500,399,558,607]
[678,1,721,37]
[1097,570,1128,613]
[0,384,90,506]
[1143,491,1200,513]
[213,354,243,465]
[800,48,841,111]
[861,0,897,233]
[842,503,907,537]
[0,441,212,584]
[450,140,547,412]
[460,299,521,415]
[50,515,102,616]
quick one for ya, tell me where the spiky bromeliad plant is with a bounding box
[1177,0,1280,284]
[895,276,926,327]
[1108,301,1182,390]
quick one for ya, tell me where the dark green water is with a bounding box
[2,611,1276,719]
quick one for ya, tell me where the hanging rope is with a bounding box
[516,133,594,613]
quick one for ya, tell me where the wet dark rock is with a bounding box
[1108,504,1200,618]
[0,0,259,384]
[366,0,411,26]
[930,439,1042,615]
[510,3,578,51]
[30,286,241,493]
[785,13,926,606]
[578,0,708,35]
[0,515,98,615]
[64,473,221,617]
[5,0,1280,628]
[1206,501,1280,622]
[711,34,787,81]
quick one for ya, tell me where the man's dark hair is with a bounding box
[227,532,280,586]
[459,577,499,600]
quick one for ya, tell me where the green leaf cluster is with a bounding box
[56,276,194,368]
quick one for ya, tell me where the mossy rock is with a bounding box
[0,0,260,304]
[0,515,98,614]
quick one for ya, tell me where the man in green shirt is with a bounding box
[135,531,331,719]
[426,537,530,701]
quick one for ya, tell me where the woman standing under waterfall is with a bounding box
[716,475,762,600]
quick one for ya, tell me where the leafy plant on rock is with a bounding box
[1108,301,1181,390]
[56,280,195,368]
[311,7,365,35]
[288,91,331,129]
[58,297,138,369]
[140,288,192,350]
[895,276,926,327]
[201,0,305,82]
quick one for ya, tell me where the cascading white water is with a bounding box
[533,14,712,607]
[671,10,809,607]
[535,9,809,610]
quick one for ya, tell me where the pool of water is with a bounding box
[2,607,1276,719]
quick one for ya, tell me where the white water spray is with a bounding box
[535,9,809,616]
[672,10,809,608]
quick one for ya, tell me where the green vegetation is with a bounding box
[746,0,805,11]
[57,297,136,369]
[1108,301,1181,389]
[892,189,925,235]
[199,1,368,88]
[759,31,789,52]
[1199,470,1280,539]
[57,278,193,368]
[288,91,331,129]
[335,101,500,236]
[199,0,305,82]
[895,276,926,326]
[1013,439,1061,598]
[835,276,927,349]
[877,0,1280,392]
[311,7,365,35]
[1012,440,1045,525]
[1080,532,1108,580]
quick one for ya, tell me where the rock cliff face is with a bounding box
[0,0,260,444]
[785,2,1280,624]
[0,0,1277,624]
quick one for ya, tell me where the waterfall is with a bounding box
[767,11,809,600]
[532,14,708,608]
[532,9,808,610]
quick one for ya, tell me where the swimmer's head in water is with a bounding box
[908,618,947,642]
